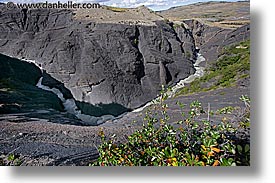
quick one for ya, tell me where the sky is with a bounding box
[0,0,247,11]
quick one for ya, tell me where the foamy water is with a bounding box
[133,53,206,113]
[36,77,115,125]
[13,53,205,125]
[11,56,114,126]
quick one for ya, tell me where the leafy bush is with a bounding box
[92,88,250,166]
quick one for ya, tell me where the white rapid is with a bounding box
[167,53,205,96]
[14,52,205,125]
[133,52,206,113]
[36,77,114,125]
[14,57,114,126]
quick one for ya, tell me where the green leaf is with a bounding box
[8,154,15,161]
[228,158,234,165]
[237,145,243,152]
[177,120,183,125]
[181,112,185,117]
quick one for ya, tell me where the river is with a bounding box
[14,51,205,125]
[133,52,205,112]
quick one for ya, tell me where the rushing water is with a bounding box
[133,52,206,113]
[168,53,205,96]
[36,77,115,125]
[15,57,115,125]
[14,52,205,125]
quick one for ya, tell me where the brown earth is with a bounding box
[158,1,250,29]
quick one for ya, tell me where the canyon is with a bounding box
[0,1,250,165]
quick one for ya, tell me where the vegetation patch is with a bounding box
[176,40,250,96]
[0,154,22,166]
[92,88,250,166]
[106,6,128,12]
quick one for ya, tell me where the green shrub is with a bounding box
[92,88,250,166]
[0,154,22,166]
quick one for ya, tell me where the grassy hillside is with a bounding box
[176,40,250,96]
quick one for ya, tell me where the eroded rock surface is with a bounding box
[183,19,250,63]
[0,5,196,109]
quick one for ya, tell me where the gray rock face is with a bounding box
[183,19,250,63]
[0,5,195,109]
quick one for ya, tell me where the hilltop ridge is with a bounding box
[159,1,250,28]
[73,5,163,25]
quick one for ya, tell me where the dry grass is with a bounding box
[159,1,250,28]
[105,6,128,12]
[72,5,163,25]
